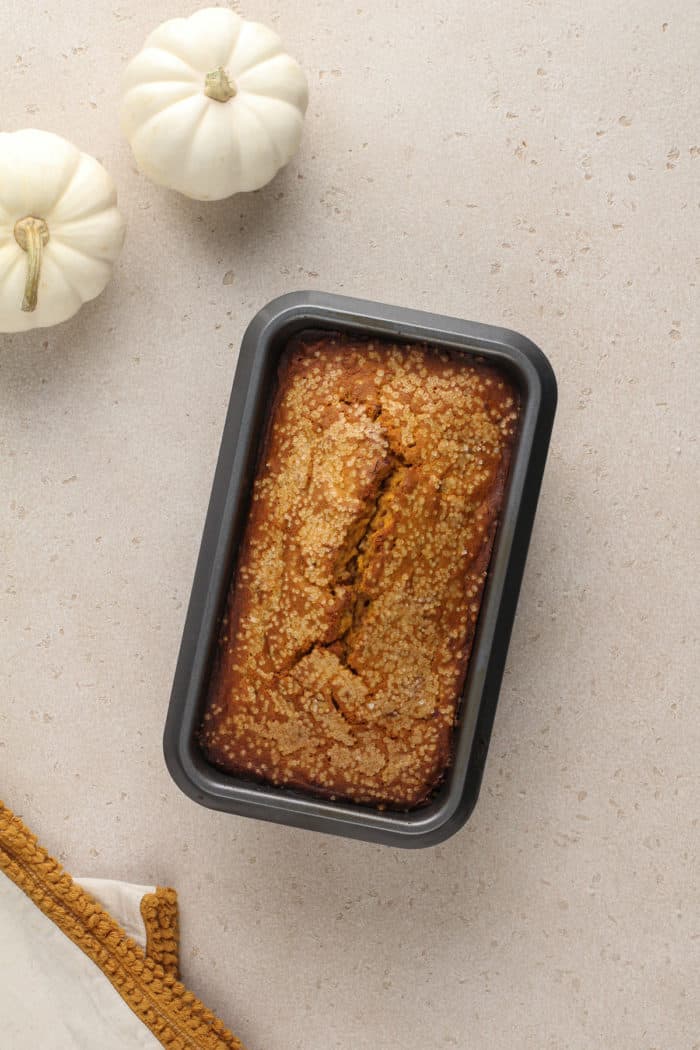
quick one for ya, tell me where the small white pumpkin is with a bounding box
[0,129,126,334]
[120,7,309,201]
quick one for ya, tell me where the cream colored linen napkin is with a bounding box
[0,800,245,1050]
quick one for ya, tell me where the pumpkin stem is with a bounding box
[14,216,50,313]
[204,66,237,103]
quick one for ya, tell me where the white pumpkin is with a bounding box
[0,130,126,334]
[120,7,309,201]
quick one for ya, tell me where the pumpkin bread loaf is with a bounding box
[200,333,520,808]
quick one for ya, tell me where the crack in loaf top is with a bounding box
[201,332,520,808]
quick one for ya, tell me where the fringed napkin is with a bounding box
[0,800,245,1050]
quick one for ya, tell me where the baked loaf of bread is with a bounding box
[201,333,519,808]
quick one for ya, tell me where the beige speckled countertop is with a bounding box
[1,2,698,1048]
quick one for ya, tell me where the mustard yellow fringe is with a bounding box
[0,801,245,1050]
[141,887,180,978]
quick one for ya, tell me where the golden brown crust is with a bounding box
[201,333,519,808]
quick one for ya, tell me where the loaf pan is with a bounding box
[164,292,556,848]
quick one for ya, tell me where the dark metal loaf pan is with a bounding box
[164,292,556,848]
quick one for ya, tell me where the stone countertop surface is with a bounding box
[1,2,697,1048]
